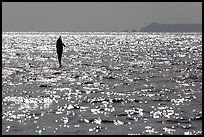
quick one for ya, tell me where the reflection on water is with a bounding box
[2,32,202,135]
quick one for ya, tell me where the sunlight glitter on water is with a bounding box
[2,32,202,135]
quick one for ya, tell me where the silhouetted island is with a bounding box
[140,22,202,32]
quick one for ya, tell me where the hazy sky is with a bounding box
[2,2,202,32]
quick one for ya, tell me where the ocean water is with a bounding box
[2,32,202,135]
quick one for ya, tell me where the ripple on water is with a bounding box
[2,32,202,135]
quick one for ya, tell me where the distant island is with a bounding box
[140,22,202,32]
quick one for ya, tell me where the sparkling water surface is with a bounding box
[2,32,202,135]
